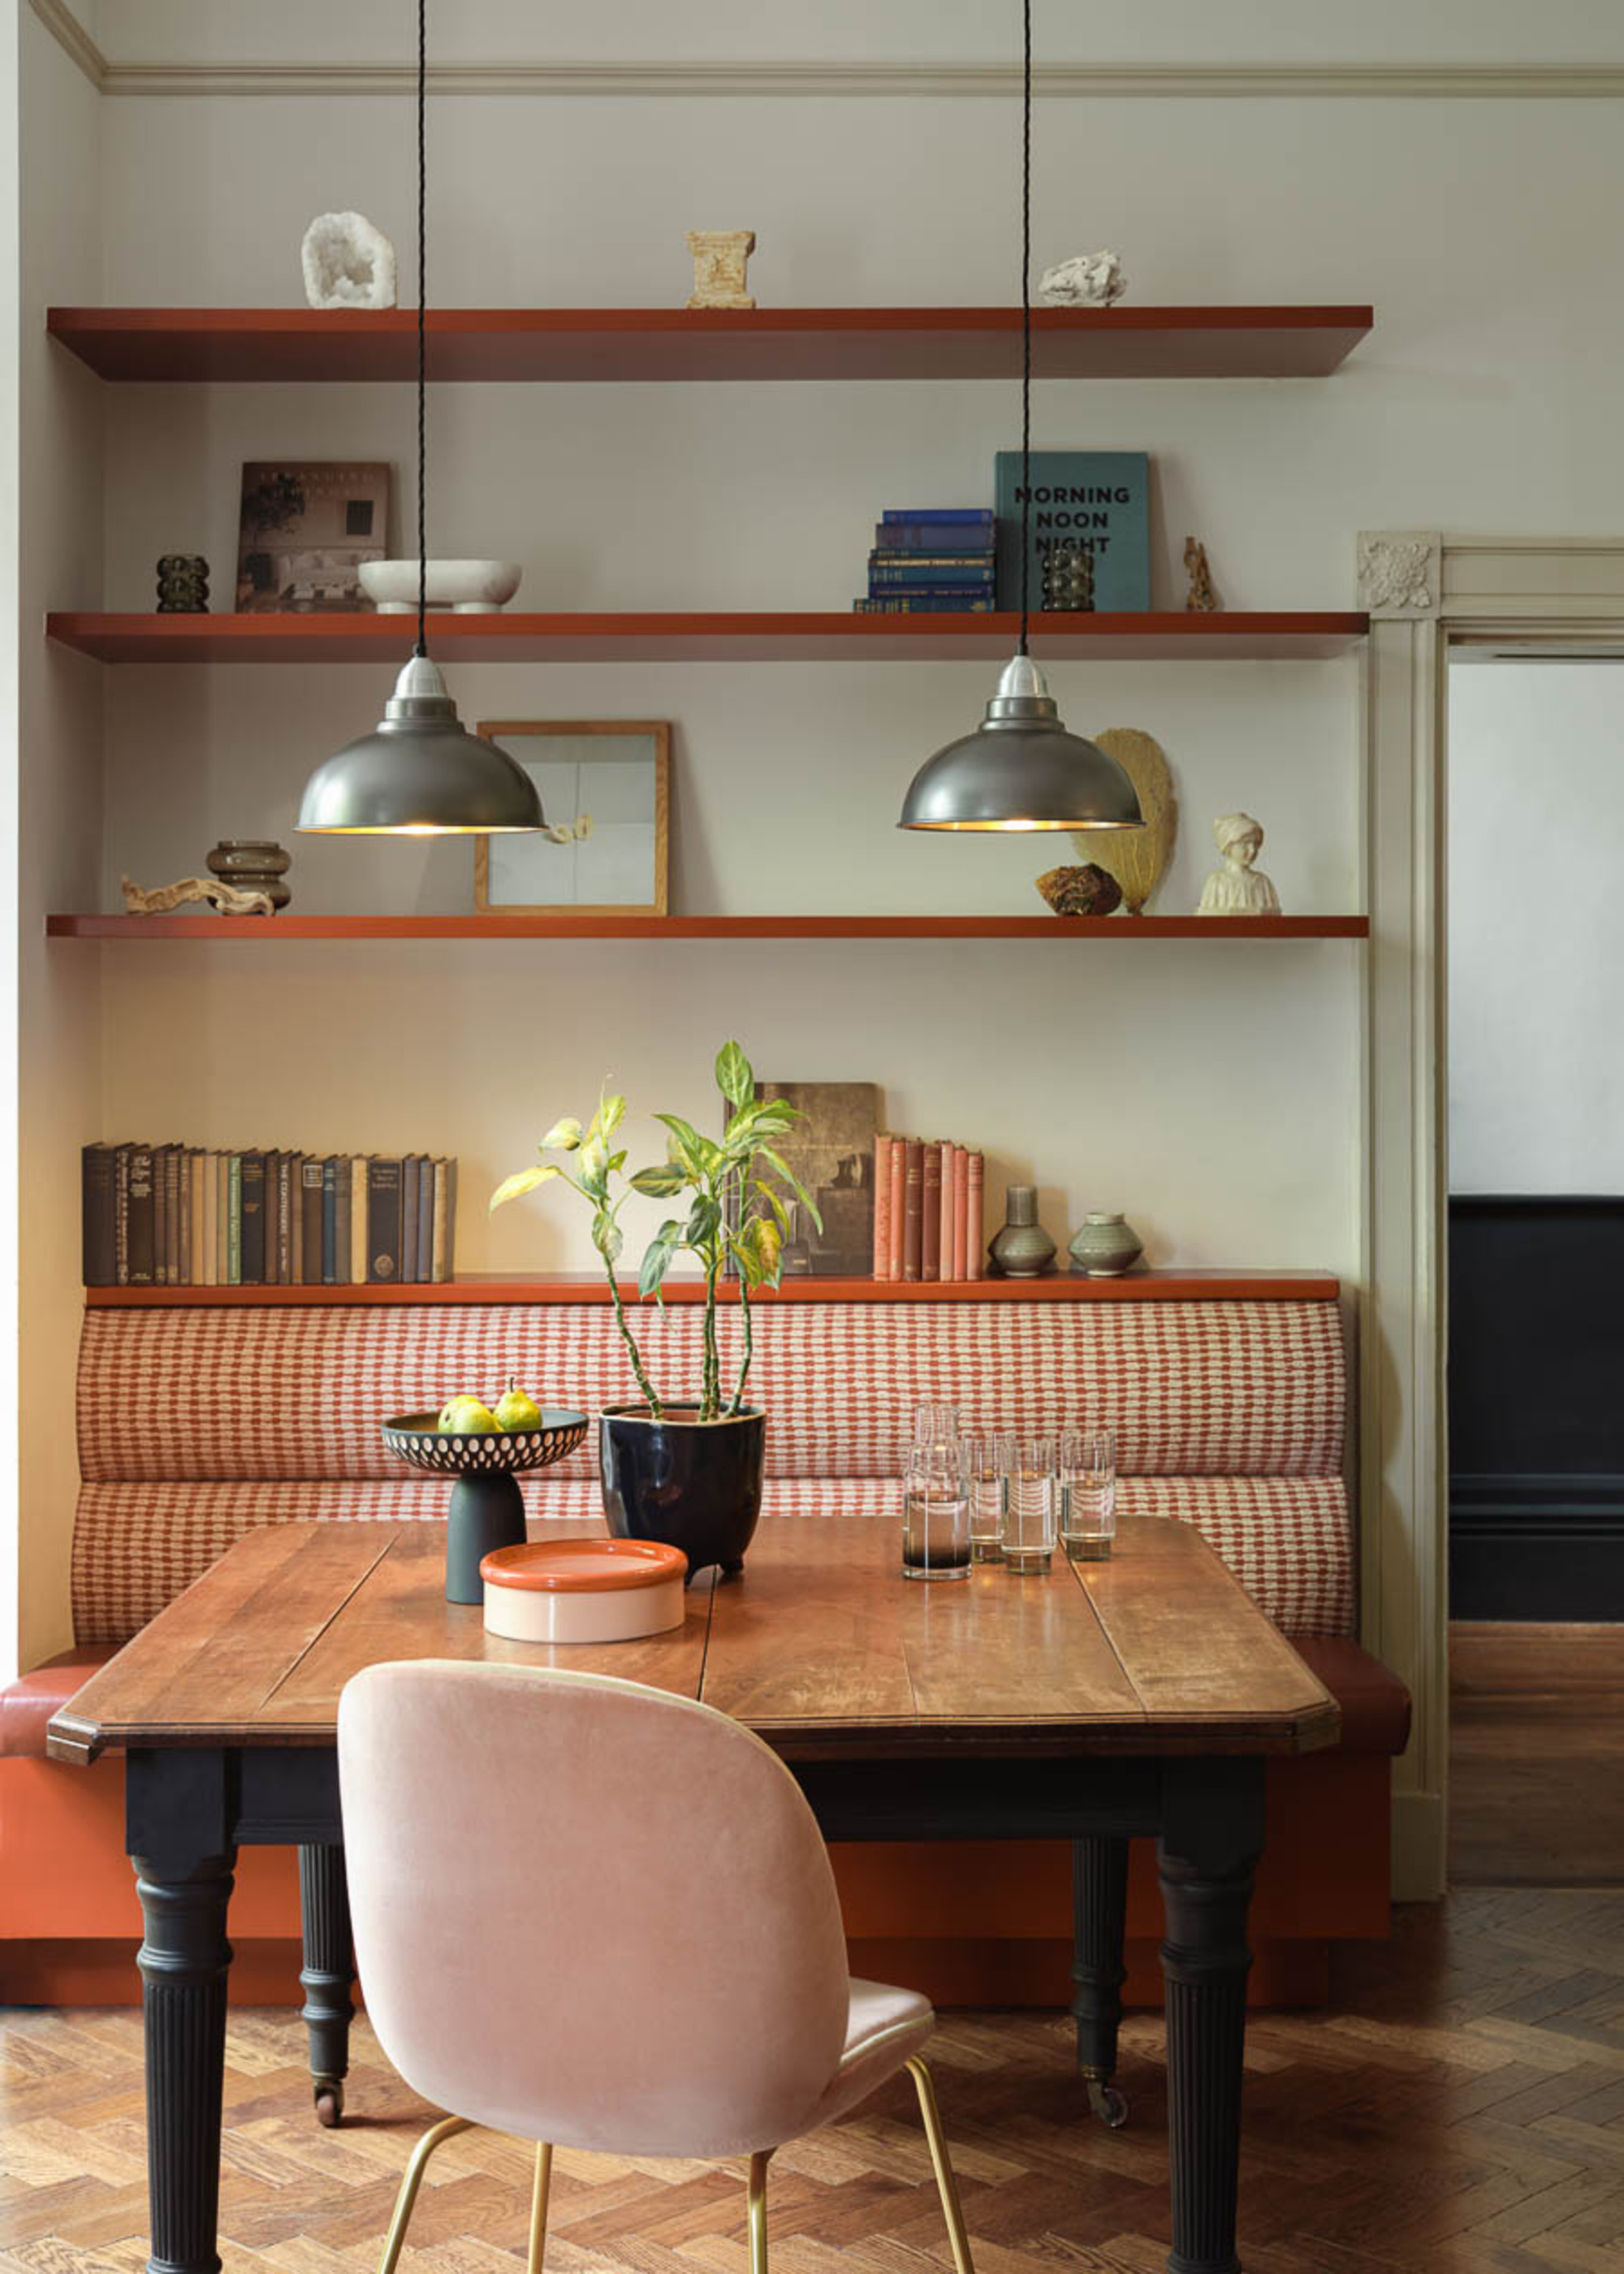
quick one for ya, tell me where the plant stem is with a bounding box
[729,1272,754,1417]
[607,1251,663,1417]
[701,1251,720,1422]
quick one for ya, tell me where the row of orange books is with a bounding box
[872,1135,985,1282]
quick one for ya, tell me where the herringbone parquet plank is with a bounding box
[6,1892,1624,2274]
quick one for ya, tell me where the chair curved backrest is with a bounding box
[339,1659,853,2158]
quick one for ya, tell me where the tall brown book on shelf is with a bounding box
[921,1143,942,1282]
[902,1139,923,1282]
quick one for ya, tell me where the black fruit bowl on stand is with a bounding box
[382,1410,589,1603]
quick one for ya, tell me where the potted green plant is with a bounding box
[490,1040,820,1577]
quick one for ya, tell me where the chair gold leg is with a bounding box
[905,2057,975,2274]
[746,2150,771,2274]
[527,2141,554,2274]
[378,2114,473,2274]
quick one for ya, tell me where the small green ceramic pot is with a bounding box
[988,1185,1057,1278]
[1069,1212,1145,1278]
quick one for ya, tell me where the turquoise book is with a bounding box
[993,451,1150,612]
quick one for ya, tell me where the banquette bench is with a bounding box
[1,1281,1409,2008]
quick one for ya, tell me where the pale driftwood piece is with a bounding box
[685,230,756,309]
[1078,728,1177,917]
[1184,537,1219,612]
[120,874,274,917]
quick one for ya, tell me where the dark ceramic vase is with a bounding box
[600,1404,766,1581]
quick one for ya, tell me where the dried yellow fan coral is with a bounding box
[1076,728,1177,915]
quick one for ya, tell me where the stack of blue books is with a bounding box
[853,509,996,614]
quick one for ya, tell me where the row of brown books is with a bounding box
[80,1143,458,1288]
[871,1135,985,1282]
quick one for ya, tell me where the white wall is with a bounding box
[1449,661,1624,1195]
[15,6,103,1662]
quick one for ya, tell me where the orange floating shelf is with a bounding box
[84,1269,1340,1310]
[46,913,1369,942]
[47,305,1373,384]
[45,609,1369,665]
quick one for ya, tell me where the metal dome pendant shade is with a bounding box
[896,1,1141,837]
[899,655,1142,832]
[296,655,542,834]
[296,0,543,839]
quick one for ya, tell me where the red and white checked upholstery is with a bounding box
[71,1299,1353,1645]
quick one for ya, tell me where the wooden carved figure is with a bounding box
[686,230,757,309]
[1184,537,1218,612]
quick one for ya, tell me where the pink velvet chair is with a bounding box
[339,1659,978,2274]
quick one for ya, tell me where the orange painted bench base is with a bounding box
[1,1749,1390,2010]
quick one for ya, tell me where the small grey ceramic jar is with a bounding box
[207,840,292,912]
[987,1185,1057,1278]
[1069,1212,1144,1278]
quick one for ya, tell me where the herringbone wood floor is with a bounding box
[4,1890,1624,2274]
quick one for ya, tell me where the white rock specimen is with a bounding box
[301,213,397,310]
[1037,251,1127,308]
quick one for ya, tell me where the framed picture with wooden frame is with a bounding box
[473,720,671,916]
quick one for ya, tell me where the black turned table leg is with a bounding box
[1072,1835,1129,2126]
[299,1844,356,2127]
[1157,1760,1265,2274]
[132,1848,236,2274]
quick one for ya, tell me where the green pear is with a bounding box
[494,1376,545,1433]
[437,1395,500,1435]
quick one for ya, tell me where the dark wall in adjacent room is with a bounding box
[1449,1197,1624,1619]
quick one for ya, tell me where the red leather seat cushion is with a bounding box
[1294,1636,1411,1756]
[0,1649,114,1759]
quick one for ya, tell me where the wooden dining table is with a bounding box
[49,1513,1338,2274]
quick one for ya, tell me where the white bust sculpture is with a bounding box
[1196,813,1281,915]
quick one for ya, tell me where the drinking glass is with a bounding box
[961,1433,1012,1563]
[911,1400,962,1452]
[901,1442,971,1581]
[1000,1435,1058,1574]
[1060,1427,1117,1561]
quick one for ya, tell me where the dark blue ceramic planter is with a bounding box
[599,1404,766,1581]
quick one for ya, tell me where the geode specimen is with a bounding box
[1036,863,1124,918]
[301,212,397,309]
[1037,251,1127,308]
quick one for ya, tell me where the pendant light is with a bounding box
[897,0,1141,834]
[297,0,543,837]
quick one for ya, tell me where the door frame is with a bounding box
[1358,532,1624,1897]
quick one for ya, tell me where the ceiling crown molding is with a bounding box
[27,14,1624,103]
[28,0,107,88]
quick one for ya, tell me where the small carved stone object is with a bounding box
[121,873,274,918]
[1184,537,1218,612]
[207,840,292,912]
[301,212,397,309]
[1036,862,1123,918]
[686,230,756,309]
[155,555,209,612]
[1036,251,1126,307]
[1040,540,1095,612]
[1196,813,1282,916]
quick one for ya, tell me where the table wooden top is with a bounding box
[47,1516,1339,1766]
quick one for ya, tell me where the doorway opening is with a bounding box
[1445,649,1624,1884]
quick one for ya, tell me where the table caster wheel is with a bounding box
[314,2081,344,2128]
[1086,2077,1128,2129]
